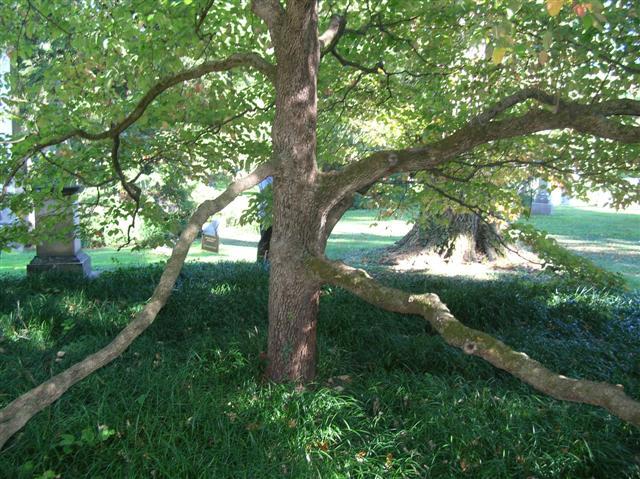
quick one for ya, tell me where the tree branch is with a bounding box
[330,47,384,74]
[319,15,346,54]
[307,256,640,428]
[0,52,275,201]
[0,162,274,450]
[194,0,216,40]
[321,90,640,209]
[251,0,283,35]
[470,88,558,125]
[111,134,141,202]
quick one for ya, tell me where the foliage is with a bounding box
[0,264,638,477]
[508,222,626,290]
[1,0,638,251]
[237,183,272,229]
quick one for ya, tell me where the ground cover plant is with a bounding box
[2,0,640,448]
[1,263,639,478]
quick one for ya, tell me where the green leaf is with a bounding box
[492,47,507,65]
[542,30,553,50]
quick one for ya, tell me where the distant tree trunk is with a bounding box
[385,211,503,264]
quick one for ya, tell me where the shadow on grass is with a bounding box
[1,263,639,478]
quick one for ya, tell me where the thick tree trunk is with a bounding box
[267,259,321,381]
[386,211,502,264]
[266,0,323,382]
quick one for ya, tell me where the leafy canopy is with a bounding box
[0,0,638,248]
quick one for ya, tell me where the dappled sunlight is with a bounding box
[386,249,541,282]
[553,237,640,255]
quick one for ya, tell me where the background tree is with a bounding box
[1,0,640,447]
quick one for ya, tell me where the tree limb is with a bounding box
[251,0,283,35]
[307,256,640,428]
[319,15,346,54]
[321,90,640,208]
[194,0,216,40]
[111,134,141,203]
[0,162,274,450]
[96,52,275,139]
[0,52,275,202]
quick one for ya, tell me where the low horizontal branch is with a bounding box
[307,256,640,428]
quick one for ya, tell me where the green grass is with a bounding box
[0,210,410,275]
[3,205,638,290]
[1,264,639,478]
[526,206,640,289]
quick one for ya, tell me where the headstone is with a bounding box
[201,219,220,253]
[531,188,552,215]
[27,186,93,276]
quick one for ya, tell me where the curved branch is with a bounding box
[0,52,275,201]
[330,47,384,74]
[91,52,276,140]
[319,15,346,54]
[321,90,640,208]
[307,256,640,428]
[470,88,558,125]
[111,134,141,202]
[0,162,274,450]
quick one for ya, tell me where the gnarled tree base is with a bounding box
[383,212,503,266]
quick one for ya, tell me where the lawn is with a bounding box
[526,205,640,289]
[0,209,410,274]
[0,264,639,478]
[2,206,638,290]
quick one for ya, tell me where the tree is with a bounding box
[1,0,640,447]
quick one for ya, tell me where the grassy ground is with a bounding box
[2,205,637,290]
[526,206,640,289]
[0,210,410,274]
[0,265,639,478]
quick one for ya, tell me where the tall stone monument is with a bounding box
[27,186,93,276]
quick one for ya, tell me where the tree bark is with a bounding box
[307,256,640,428]
[265,0,323,382]
[385,211,502,264]
[0,164,272,450]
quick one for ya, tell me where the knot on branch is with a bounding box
[463,341,478,355]
[387,153,398,166]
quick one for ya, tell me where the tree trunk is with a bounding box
[266,0,323,382]
[385,211,502,264]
